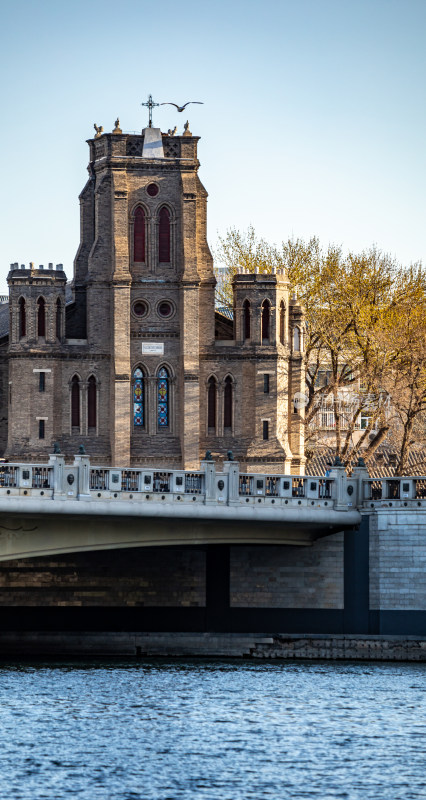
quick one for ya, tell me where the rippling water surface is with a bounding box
[1,659,425,799]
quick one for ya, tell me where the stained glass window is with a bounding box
[133,368,144,427]
[157,367,169,427]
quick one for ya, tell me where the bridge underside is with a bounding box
[0,511,357,562]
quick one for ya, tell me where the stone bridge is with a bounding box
[0,455,365,561]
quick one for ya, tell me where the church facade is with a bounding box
[1,119,305,473]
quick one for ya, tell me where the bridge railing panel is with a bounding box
[364,480,382,501]
[239,475,254,496]
[0,466,18,488]
[265,476,280,496]
[32,466,52,489]
[121,470,141,492]
[153,472,173,493]
[90,469,110,491]
[292,478,306,498]
[185,473,204,494]
[415,479,426,499]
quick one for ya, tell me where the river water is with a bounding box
[1,660,425,799]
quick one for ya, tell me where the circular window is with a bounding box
[146,183,159,197]
[157,301,173,318]
[133,300,148,318]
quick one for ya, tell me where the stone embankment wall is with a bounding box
[251,634,426,661]
[0,507,426,649]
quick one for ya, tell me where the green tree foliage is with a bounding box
[214,227,426,473]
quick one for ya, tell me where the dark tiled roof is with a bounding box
[216,306,234,320]
[307,446,426,478]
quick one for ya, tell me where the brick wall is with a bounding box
[230,537,344,609]
[0,547,206,607]
[369,509,426,610]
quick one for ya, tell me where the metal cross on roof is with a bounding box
[141,94,159,128]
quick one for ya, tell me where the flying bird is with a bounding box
[161,102,203,112]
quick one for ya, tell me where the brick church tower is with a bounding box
[4,112,305,473]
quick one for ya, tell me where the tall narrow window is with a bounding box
[56,298,62,340]
[39,372,45,393]
[243,300,251,341]
[19,298,26,338]
[88,375,97,429]
[224,376,233,430]
[263,374,270,394]
[280,301,285,345]
[37,297,46,338]
[71,375,80,429]
[133,368,144,427]
[293,326,300,351]
[134,207,146,262]
[263,420,269,440]
[157,367,169,427]
[38,419,45,440]
[261,299,270,342]
[207,377,217,430]
[159,207,171,263]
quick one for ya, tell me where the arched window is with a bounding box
[224,376,233,430]
[243,300,251,341]
[71,375,80,429]
[56,298,62,340]
[261,299,270,342]
[88,375,97,430]
[293,326,300,351]
[134,207,146,262]
[133,367,145,427]
[37,297,46,338]
[159,207,171,263]
[279,301,285,345]
[207,376,217,430]
[19,297,26,338]
[157,366,169,428]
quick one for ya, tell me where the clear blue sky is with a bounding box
[0,0,425,291]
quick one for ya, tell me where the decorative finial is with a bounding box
[227,450,234,461]
[183,120,192,136]
[141,94,160,128]
[94,123,103,139]
[53,442,61,454]
[113,117,122,134]
[167,126,177,136]
[204,450,213,461]
[333,455,343,466]
[78,443,86,455]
